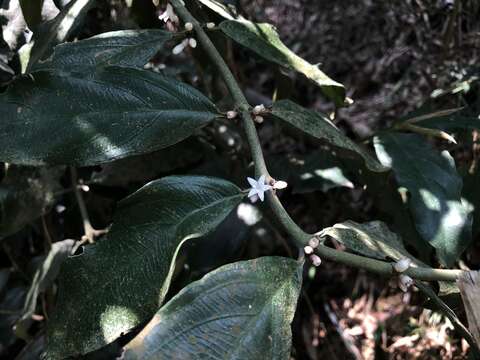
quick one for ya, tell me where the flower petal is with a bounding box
[247,177,257,187]
[248,188,257,198]
[258,174,266,185]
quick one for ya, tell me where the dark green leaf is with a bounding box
[33,29,173,73]
[321,220,420,263]
[0,166,60,238]
[0,66,219,166]
[219,21,345,106]
[123,256,302,360]
[415,115,480,131]
[21,0,96,72]
[272,100,387,173]
[374,133,473,266]
[46,176,243,358]
[19,0,44,29]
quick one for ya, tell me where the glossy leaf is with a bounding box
[123,256,302,360]
[33,29,173,73]
[272,100,387,173]
[21,0,96,72]
[321,220,420,263]
[374,133,473,266]
[0,66,219,166]
[220,20,345,106]
[46,176,243,358]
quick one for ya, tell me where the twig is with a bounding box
[169,0,465,283]
[70,168,107,243]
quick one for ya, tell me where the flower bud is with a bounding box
[308,237,320,249]
[206,22,215,29]
[184,22,194,31]
[304,245,314,255]
[393,258,411,273]
[273,180,288,190]
[226,110,238,119]
[310,254,322,267]
[398,274,413,292]
[188,38,197,48]
[252,104,266,115]
[254,115,264,124]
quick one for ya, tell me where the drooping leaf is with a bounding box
[123,256,302,360]
[21,0,96,72]
[395,106,480,132]
[272,100,387,173]
[0,66,219,166]
[33,29,174,73]
[415,115,480,131]
[46,176,243,358]
[321,220,420,263]
[16,239,75,334]
[268,151,354,193]
[0,166,60,238]
[374,132,473,267]
[220,20,345,106]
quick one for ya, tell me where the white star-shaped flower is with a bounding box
[247,175,272,203]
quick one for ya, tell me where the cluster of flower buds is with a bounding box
[304,237,321,266]
[252,104,268,123]
[393,258,414,292]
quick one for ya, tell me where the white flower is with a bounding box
[247,175,272,202]
[159,3,179,23]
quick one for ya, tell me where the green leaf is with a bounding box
[268,151,354,193]
[16,239,75,336]
[0,166,60,238]
[123,256,302,360]
[219,20,346,106]
[21,0,96,72]
[321,220,420,263]
[46,176,243,358]
[19,0,44,29]
[197,0,243,20]
[415,115,480,131]
[33,29,173,73]
[272,100,387,173]
[0,67,219,166]
[374,133,473,266]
